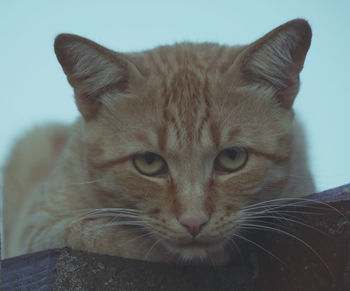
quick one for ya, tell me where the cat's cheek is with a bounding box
[259,163,291,198]
[215,161,269,198]
[103,168,165,199]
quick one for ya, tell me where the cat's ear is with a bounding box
[236,19,312,108]
[54,34,139,119]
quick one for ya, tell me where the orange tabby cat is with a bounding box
[2,19,315,264]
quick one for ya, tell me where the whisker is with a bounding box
[242,207,328,223]
[82,220,146,235]
[70,207,140,217]
[243,198,318,210]
[119,231,155,247]
[245,202,328,212]
[239,223,333,278]
[68,211,141,227]
[144,238,163,260]
[76,207,141,213]
[245,198,349,226]
[77,213,141,220]
[102,221,145,227]
[227,237,242,257]
[231,233,286,266]
[256,209,327,216]
[246,197,341,212]
[239,214,330,237]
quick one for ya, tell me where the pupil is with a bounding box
[227,150,237,160]
[144,153,155,164]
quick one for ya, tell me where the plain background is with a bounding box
[0,0,349,194]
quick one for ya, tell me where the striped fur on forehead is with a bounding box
[139,43,244,76]
[97,42,294,156]
[128,43,244,149]
[161,68,211,145]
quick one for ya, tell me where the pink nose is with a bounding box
[179,216,209,237]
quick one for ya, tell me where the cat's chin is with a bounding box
[162,239,231,265]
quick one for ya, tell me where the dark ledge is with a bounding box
[2,183,350,291]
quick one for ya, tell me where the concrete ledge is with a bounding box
[2,183,350,290]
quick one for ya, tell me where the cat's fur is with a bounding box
[2,19,315,263]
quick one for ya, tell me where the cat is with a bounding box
[2,19,315,264]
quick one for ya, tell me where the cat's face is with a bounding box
[55,19,311,261]
[85,70,293,260]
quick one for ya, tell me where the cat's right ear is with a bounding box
[234,19,312,109]
[54,34,140,120]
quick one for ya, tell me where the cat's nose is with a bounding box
[179,215,209,237]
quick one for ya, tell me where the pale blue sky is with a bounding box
[0,0,349,192]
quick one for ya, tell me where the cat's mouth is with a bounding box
[173,240,217,248]
[163,238,224,259]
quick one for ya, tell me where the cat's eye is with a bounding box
[215,148,248,172]
[133,152,167,176]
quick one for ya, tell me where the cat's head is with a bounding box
[54,19,312,262]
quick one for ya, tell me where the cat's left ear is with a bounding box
[236,19,312,108]
[54,34,142,119]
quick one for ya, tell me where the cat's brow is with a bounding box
[90,155,131,169]
[249,149,289,162]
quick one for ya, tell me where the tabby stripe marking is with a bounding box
[157,126,168,152]
[197,76,211,142]
[210,122,221,149]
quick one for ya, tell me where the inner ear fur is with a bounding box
[237,19,312,108]
[54,34,130,119]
